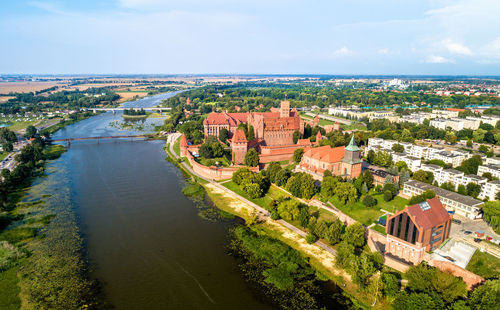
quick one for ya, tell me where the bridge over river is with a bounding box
[51,134,153,145]
[84,107,171,113]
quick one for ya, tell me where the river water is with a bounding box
[32,92,273,309]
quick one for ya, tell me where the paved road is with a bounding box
[166,133,337,256]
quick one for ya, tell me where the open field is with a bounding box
[116,91,149,102]
[0,82,63,94]
[0,96,15,103]
[466,250,500,279]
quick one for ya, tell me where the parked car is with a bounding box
[452,219,462,224]
[474,238,482,243]
[464,231,472,235]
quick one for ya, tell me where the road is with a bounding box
[167,133,337,256]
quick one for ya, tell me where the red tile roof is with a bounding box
[232,129,248,143]
[303,145,345,163]
[407,197,451,230]
[180,134,188,147]
[203,112,249,127]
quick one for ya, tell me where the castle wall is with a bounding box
[184,151,258,180]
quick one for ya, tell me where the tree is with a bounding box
[467,139,473,147]
[445,132,458,144]
[274,169,289,187]
[323,169,332,178]
[466,182,481,198]
[362,194,377,207]
[247,125,255,141]
[305,233,317,244]
[314,220,329,239]
[243,182,263,199]
[335,182,358,204]
[2,142,13,152]
[392,143,404,153]
[198,143,213,158]
[478,145,489,153]
[381,273,399,297]
[399,169,410,185]
[457,184,467,195]
[244,148,259,167]
[469,280,500,310]
[293,148,304,163]
[298,206,310,228]
[277,199,301,221]
[299,173,316,199]
[383,190,393,202]
[343,222,365,248]
[361,170,374,189]
[409,190,436,205]
[326,218,343,245]
[24,125,37,139]
[321,176,337,197]
[292,130,301,144]
[367,149,376,164]
[335,241,356,268]
[361,182,368,194]
[458,155,482,175]
[413,170,434,184]
[219,128,228,143]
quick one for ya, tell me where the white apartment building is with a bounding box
[400,113,430,124]
[478,164,500,179]
[482,180,500,201]
[462,117,481,130]
[403,180,484,219]
[485,157,500,166]
[431,109,460,119]
[429,119,446,130]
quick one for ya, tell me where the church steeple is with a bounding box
[345,135,360,152]
[343,135,361,164]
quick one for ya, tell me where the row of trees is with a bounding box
[232,168,270,199]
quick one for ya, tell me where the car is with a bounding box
[474,238,482,243]
[452,219,462,224]
[464,231,472,235]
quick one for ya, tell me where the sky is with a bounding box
[0,0,499,75]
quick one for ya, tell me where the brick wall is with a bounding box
[185,152,258,180]
[429,260,484,290]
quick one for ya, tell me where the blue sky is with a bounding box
[1,0,499,75]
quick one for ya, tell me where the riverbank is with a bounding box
[164,135,389,309]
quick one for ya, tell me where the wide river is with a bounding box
[32,92,274,309]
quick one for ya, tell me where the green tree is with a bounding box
[292,130,301,144]
[298,206,310,228]
[274,169,289,186]
[293,148,304,163]
[305,233,317,244]
[381,273,399,297]
[361,170,374,189]
[362,194,377,207]
[299,173,316,199]
[198,143,213,158]
[219,128,229,143]
[335,241,356,268]
[243,182,263,199]
[335,182,358,204]
[244,148,259,167]
[24,125,37,139]
[367,149,376,164]
[277,199,301,221]
[469,280,500,310]
[457,184,468,195]
[383,190,393,202]
[2,142,13,152]
[323,169,332,178]
[466,182,482,198]
[326,218,343,245]
[392,143,404,153]
[247,125,255,141]
[342,222,365,248]
[413,170,433,184]
[321,176,337,197]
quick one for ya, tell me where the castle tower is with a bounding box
[280,100,290,118]
[231,129,248,165]
[341,135,362,178]
[180,134,188,157]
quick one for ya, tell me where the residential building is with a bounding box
[485,157,500,166]
[368,167,399,186]
[482,180,500,201]
[402,180,484,219]
[478,164,500,179]
[385,197,452,264]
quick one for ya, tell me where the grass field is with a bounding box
[173,139,180,157]
[329,195,384,225]
[222,181,287,210]
[466,250,500,279]
[0,266,21,309]
[7,120,39,132]
[371,224,387,235]
[374,194,408,212]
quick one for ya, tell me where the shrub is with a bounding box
[305,233,317,244]
[270,211,280,220]
[362,194,377,207]
[383,190,393,202]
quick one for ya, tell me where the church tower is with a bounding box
[341,135,362,178]
[280,100,290,118]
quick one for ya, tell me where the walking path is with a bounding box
[167,133,337,256]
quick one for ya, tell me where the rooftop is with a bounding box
[405,179,484,208]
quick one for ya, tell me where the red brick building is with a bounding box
[231,129,248,165]
[203,100,303,146]
[385,197,452,265]
[297,136,363,180]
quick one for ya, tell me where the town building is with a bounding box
[368,167,399,186]
[402,180,484,219]
[298,136,362,180]
[385,197,452,264]
[478,164,500,179]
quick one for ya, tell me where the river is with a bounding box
[28,92,273,309]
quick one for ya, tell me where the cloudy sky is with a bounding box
[1,0,499,75]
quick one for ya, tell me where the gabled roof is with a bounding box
[303,145,345,164]
[203,112,249,127]
[232,129,248,143]
[406,197,451,230]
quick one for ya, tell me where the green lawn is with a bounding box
[328,195,384,226]
[374,194,409,213]
[222,181,287,210]
[466,250,500,279]
[371,224,387,235]
[196,156,231,167]
[173,138,180,156]
[7,120,38,132]
[0,152,9,161]
[0,267,21,310]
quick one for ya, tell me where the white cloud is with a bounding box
[425,55,454,63]
[442,39,472,55]
[332,47,352,56]
[377,48,390,55]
